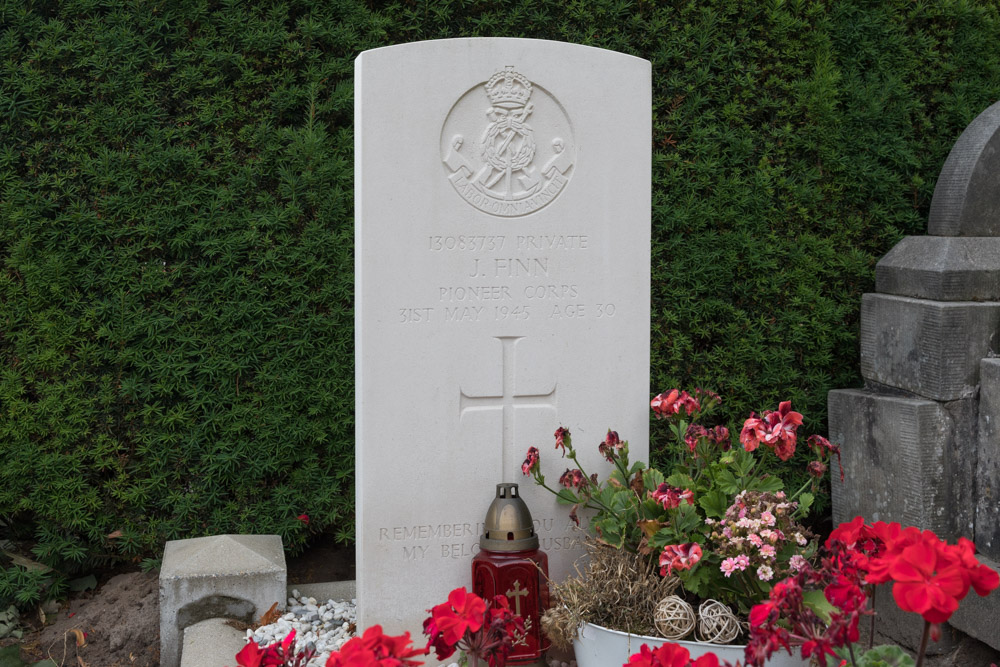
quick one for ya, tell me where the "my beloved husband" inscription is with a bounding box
[356,38,650,638]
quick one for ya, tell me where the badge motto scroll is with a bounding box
[442,66,575,218]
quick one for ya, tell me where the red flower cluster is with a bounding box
[423,587,524,667]
[861,522,999,623]
[326,626,427,667]
[236,630,312,667]
[739,401,803,461]
[650,389,701,419]
[650,483,694,510]
[625,641,736,667]
[521,447,539,476]
[746,517,1000,667]
[659,543,703,577]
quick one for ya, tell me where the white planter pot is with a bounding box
[572,621,810,667]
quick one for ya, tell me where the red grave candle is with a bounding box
[472,483,550,666]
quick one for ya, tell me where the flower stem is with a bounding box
[847,641,859,667]
[915,620,930,667]
[867,585,876,652]
[788,478,812,503]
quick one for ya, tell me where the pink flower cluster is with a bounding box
[707,491,811,585]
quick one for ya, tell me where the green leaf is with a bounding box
[797,492,814,516]
[1,553,50,574]
[665,473,694,488]
[698,489,729,518]
[0,646,27,667]
[642,467,664,490]
[802,589,836,624]
[555,489,578,505]
[716,470,741,494]
[842,645,915,667]
[751,476,784,493]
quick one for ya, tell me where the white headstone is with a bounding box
[355,37,651,638]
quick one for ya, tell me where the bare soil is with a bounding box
[1,536,355,666]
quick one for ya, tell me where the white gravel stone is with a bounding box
[244,594,358,666]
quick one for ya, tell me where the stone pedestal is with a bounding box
[159,534,286,667]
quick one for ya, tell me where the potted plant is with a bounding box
[522,390,840,666]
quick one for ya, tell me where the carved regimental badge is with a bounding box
[441,66,575,218]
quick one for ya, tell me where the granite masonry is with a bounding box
[829,100,1000,651]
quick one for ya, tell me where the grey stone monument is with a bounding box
[829,100,1000,652]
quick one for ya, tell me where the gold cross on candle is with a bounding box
[506,579,529,616]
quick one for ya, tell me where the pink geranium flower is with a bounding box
[659,543,703,577]
[740,401,803,460]
[521,447,539,475]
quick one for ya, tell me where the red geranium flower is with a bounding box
[625,642,727,667]
[432,587,487,645]
[327,625,426,667]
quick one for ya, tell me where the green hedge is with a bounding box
[2,0,999,605]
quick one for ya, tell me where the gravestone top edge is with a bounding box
[355,37,652,68]
[928,99,1000,236]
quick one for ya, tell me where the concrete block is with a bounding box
[180,617,248,667]
[948,554,1000,651]
[289,580,356,603]
[828,389,977,542]
[159,535,286,667]
[859,293,1000,400]
[977,359,1000,560]
[876,236,1000,301]
[929,100,1000,236]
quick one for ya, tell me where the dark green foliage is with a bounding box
[2,0,999,606]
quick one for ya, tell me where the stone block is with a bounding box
[865,588,962,655]
[859,293,1000,400]
[977,359,1000,560]
[180,618,248,667]
[828,389,977,542]
[876,236,1000,301]
[928,100,1000,236]
[948,553,1000,651]
[159,535,286,667]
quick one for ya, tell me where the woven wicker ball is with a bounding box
[696,599,740,644]
[653,595,696,640]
